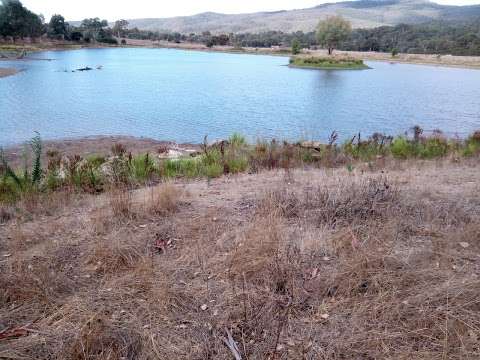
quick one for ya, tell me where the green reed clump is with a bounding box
[129,153,157,182]
[342,133,391,161]
[0,133,45,203]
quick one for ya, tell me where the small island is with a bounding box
[289,55,369,70]
[288,16,369,70]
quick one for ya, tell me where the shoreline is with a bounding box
[0,67,19,78]
[2,40,480,70]
[3,135,200,169]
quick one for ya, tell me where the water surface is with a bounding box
[1,48,479,146]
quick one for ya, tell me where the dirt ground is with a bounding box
[1,157,479,359]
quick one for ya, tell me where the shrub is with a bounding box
[227,157,249,174]
[86,155,106,169]
[390,137,416,159]
[229,133,247,148]
[463,131,480,156]
[418,137,448,158]
[203,163,223,178]
[292,39,301,55]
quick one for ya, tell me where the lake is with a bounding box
[1,48,479,146]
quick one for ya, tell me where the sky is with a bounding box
[20,0,480,22]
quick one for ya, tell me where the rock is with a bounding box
[158,149,184,160]
[459,242,470,249]
[299,141,322,150]
[58,156,71,180]
[200,304,208,311]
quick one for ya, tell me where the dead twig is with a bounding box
[222,328,242,360]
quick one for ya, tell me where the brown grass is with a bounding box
[144,183,183,215]
[1,160,479,359]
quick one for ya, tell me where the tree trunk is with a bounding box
[328,47,333,55]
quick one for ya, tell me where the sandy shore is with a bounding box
[3,39,480,69]
[0,67,19,78]
[124,39,480,69]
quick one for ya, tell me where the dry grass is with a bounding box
[1,160,479,359]
[144,183,183,215]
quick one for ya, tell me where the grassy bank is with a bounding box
[289,55,369,70]
[1,128,479,207]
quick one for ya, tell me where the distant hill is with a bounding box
[124,0,480,33]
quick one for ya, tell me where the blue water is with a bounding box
[1,48,480,146]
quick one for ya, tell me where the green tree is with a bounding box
[0,0,44,40]
[291,38,301,54]
[80,17,108,42]
[316,15,352,55]
[112,19,129,38]
[48,14,67,39]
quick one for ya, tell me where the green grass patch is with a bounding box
[289,56,369,70]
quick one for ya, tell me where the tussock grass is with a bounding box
[145,183,183,216]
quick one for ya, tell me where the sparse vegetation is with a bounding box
[1,127,479,208]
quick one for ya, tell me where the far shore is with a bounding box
[2,39,480,70]
[0,67,19,78]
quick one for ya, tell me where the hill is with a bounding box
[125,0,480,34]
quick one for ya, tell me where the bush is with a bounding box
[97,37,118,45]
[463,131,480,156]
[418,137,448,158]
[390,137,416,159]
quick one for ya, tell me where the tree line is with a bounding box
[1,0,479,56]
[121,20,480,56]
[0,0,118,44]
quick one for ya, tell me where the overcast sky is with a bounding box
[20,0,480,21]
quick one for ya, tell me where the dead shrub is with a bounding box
[89,230,146,274]
[229,213,282,282]
[66,313,142,360]
[108,187,133,219]
[0,205,13,223]
[0,256,76,306]
[263,177,400,227]
[145,183,183,216]
[16,190,73,219]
